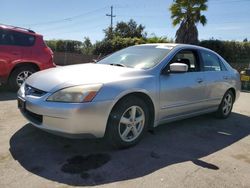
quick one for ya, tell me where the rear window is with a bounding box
[0,29,35,46]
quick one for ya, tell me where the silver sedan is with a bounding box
[17,43,241,148]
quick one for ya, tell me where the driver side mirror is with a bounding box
[170,63,188,73]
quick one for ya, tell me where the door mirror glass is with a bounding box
[170,63,188,73]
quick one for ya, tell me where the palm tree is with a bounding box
[170,0,208,44]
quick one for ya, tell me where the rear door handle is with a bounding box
[223,76,229,80]
[196,78,204,83]
[12,52,20,55]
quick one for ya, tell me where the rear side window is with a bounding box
[0,29,12,45]
[201,51,223,71]
[0,29,35,46]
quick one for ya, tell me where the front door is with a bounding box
[159,49,207,121]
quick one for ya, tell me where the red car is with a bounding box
[0,24,55,90]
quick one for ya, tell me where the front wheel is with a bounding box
[9,66,36,91]
[106,96,149,149]
[216,90,234,119]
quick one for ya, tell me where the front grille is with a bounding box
[24,109,43,124]
[25,84,46,97]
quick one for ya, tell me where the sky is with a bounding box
[1,0,250,42]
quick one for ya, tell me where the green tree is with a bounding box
[65,40,82,53]
[81,37,93,55]
[170,0,208,44]
[46,40,82,53]
[93,37,146,55]
[146,33,173,43]
[45,40,56,51]
[56,40,66,52]
[104,19,147,40]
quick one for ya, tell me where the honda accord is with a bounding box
[17,44,241,148]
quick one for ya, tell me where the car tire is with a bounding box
[106,96,149,149]
[9,66,36,91]
[216,90,234,119]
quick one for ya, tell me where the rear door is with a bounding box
[200,50,229,107]
[10,31,35,60]
[159,49,208,121]
[0,29,22,76]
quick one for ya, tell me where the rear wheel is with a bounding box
[216,90,234,119]
[9,66,36,91]
[106,96,149,149]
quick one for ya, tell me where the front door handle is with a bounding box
[223,76,229,80]
[196,78,203,83]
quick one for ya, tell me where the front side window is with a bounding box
[201,51,222,71]
[169,50,200,72]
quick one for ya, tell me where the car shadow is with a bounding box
[9,112,250,186]
[0,86,17,101]
[0,92,17,101]
[241,90,250,93]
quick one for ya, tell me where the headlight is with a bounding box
[19,83,25,94]
[47,84,102,103]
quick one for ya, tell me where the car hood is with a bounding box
[26,63,146,92]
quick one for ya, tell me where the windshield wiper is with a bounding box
[109,63,127,67]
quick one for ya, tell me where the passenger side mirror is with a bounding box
[170,63,188,73]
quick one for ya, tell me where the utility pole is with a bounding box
[106,6,116,36]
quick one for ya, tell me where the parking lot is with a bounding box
[0,89,249,188]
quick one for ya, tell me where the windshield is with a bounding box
[97,45,172,69]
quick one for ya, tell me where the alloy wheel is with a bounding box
[118,105,145,142]
[222,93,233,116]
[16,71,32,86]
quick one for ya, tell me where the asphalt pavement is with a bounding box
[0,90,249,188]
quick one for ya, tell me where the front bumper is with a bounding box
[17,90,113,138]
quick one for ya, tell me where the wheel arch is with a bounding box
[8,62,40,90]
[107,91,156,131]
[9,62,40,78]
[227,87,236,102]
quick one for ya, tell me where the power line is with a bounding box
[44,23,107,36]
[22,6,108,27]
[36,15,105,32]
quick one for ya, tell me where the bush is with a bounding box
[146,36,173,43]
[93,37,145,55]
[199,40,250,64]
[92,36,173,55]
[45,40,82,53]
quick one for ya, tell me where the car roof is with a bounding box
[0,24,39,36]
[139,43,178,47]
[138,43,200,49]
[137,43,216,53]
